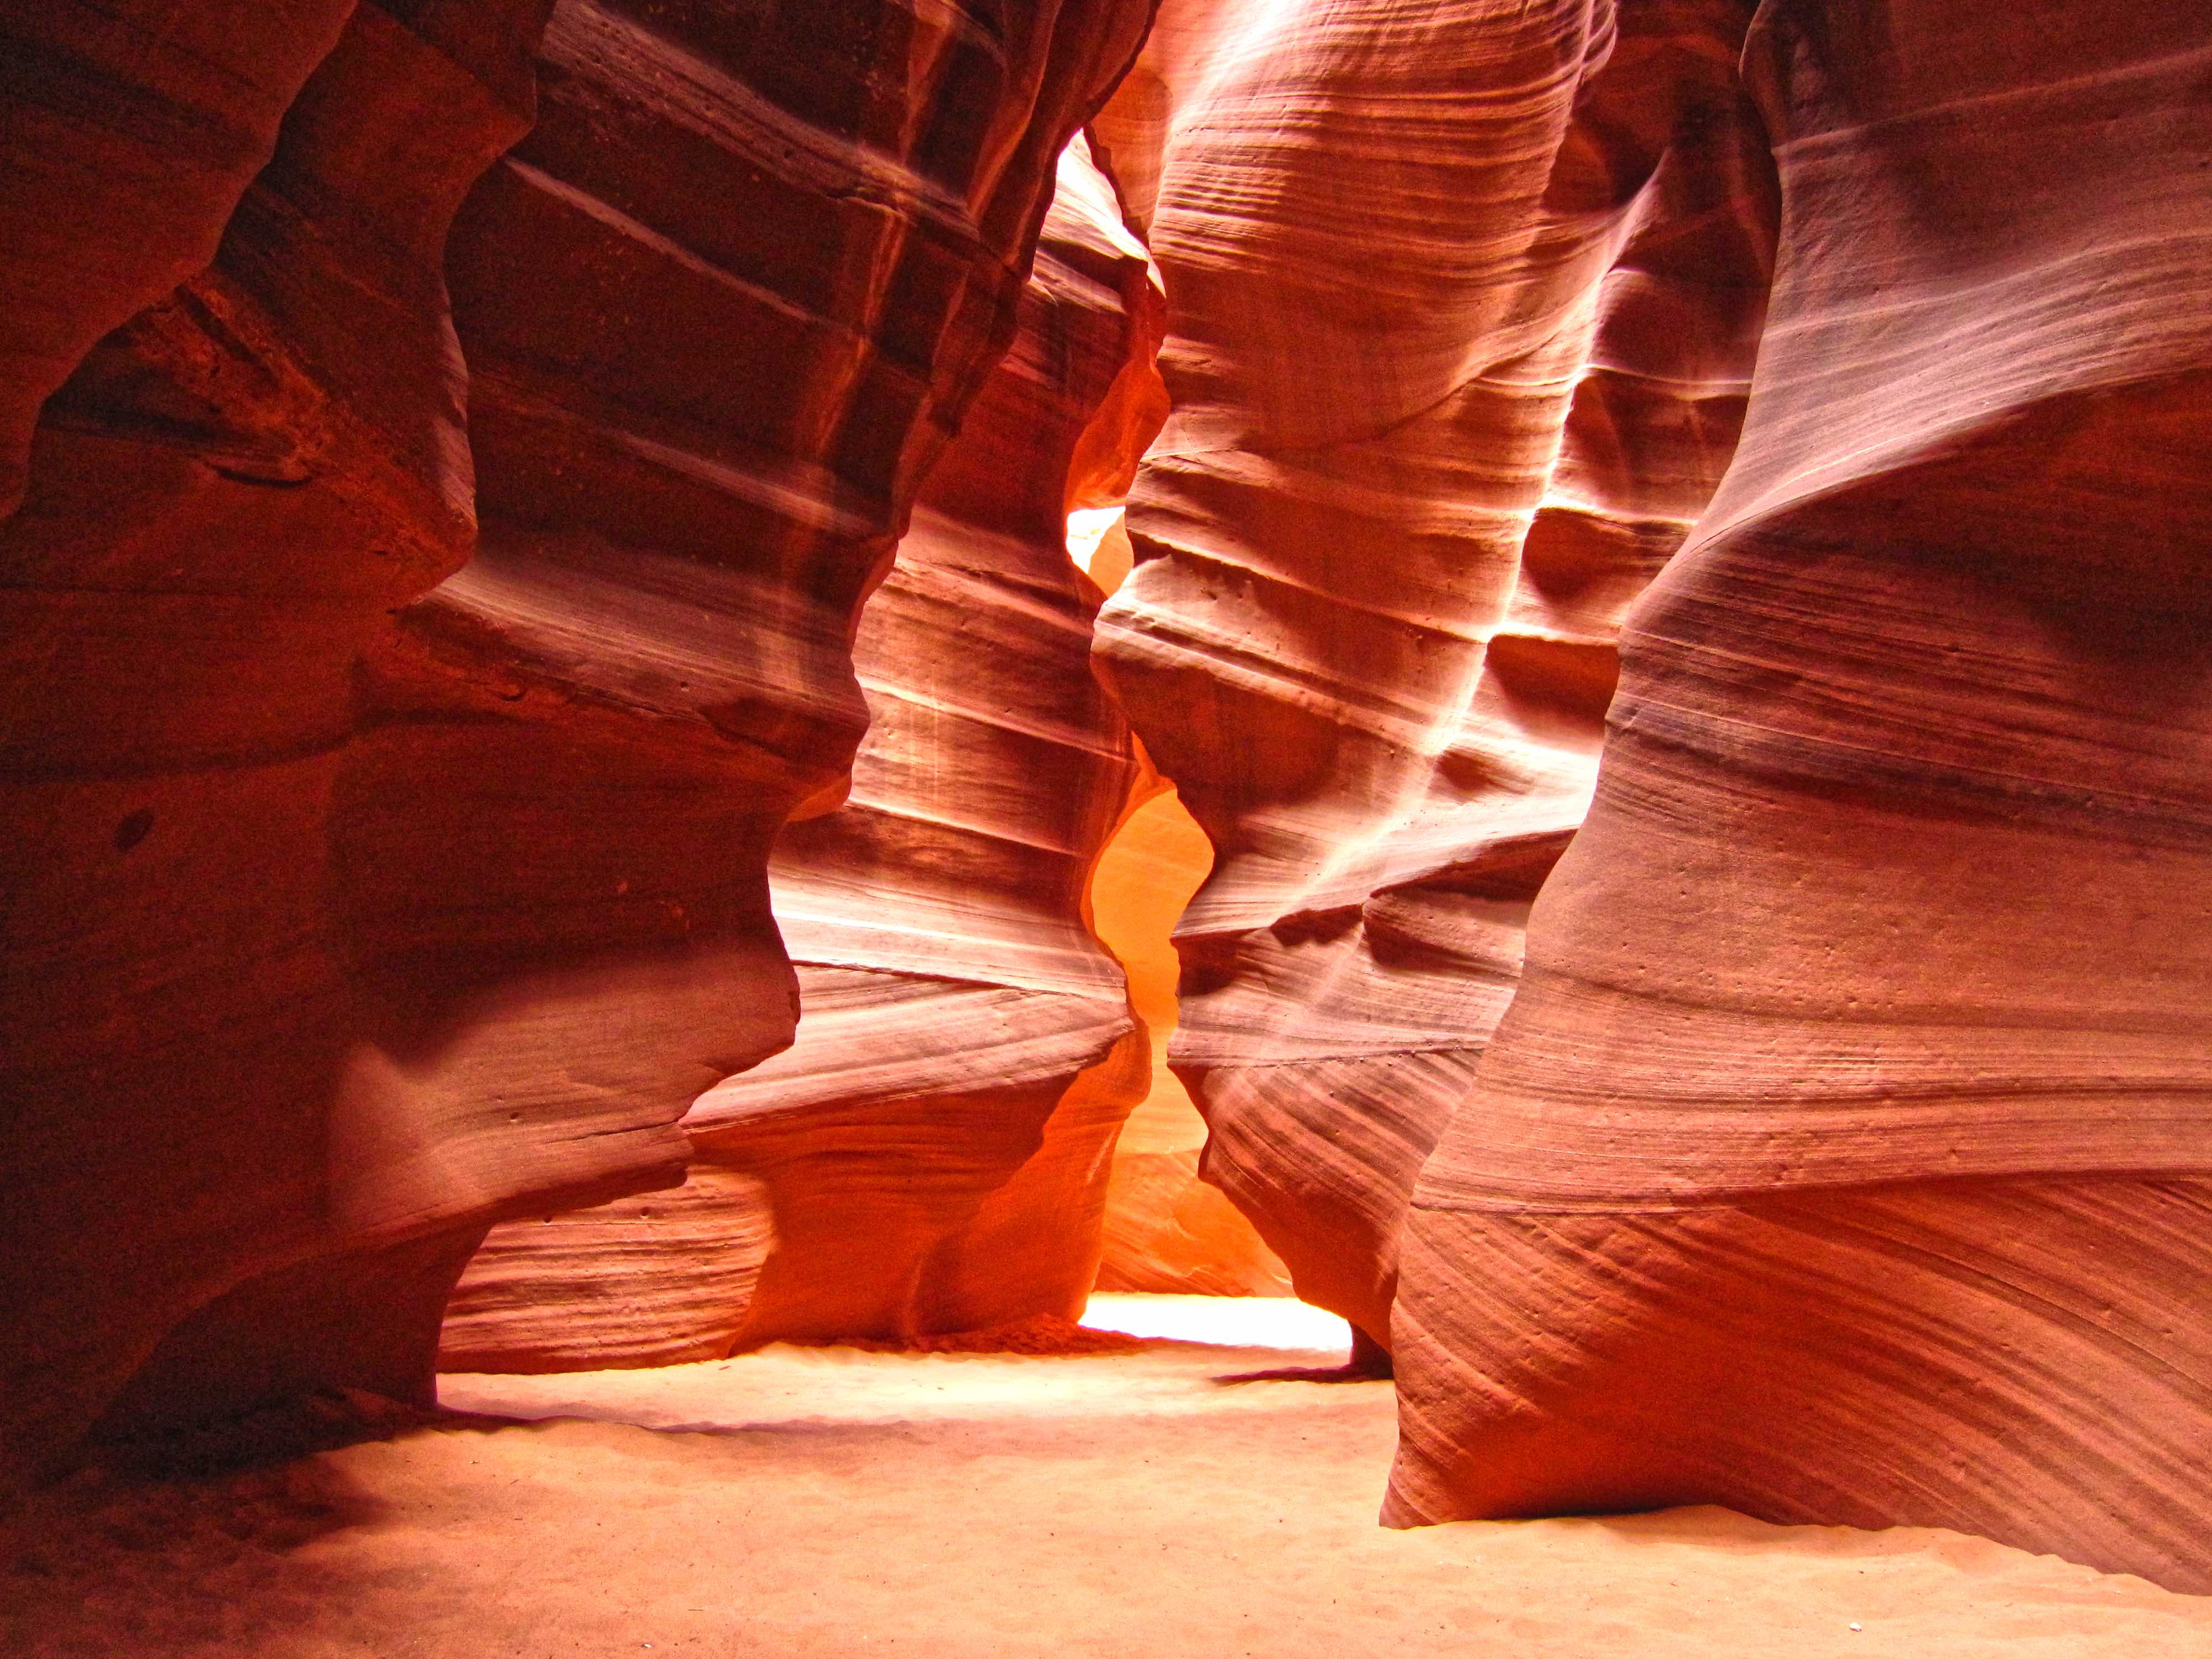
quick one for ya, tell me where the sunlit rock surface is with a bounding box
[0,0,1154,1481]
[1070,509,1288,1301]
[1387,0,2212,1594]
[442,135,1170,1364]
[1091,775,1294,1298]
[1092,0,1777,1348]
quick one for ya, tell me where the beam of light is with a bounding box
[1081,1292,1352,1352]
[1064,505,1126,576]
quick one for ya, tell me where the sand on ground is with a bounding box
[2,1294,2206,1657]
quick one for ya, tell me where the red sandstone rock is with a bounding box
[0,0,1154,1482]
[441,135,1169,1363]
[0,1,360,516]
[12,0,2209,1602]
[1,0,551,1486]
[1387,0,2212,1594]
[436,1167,774,1373]
[1092,0,1777,1348]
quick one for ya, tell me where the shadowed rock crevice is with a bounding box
[440,129,1180,1365]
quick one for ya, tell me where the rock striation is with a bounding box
[0,0,361,519]
[3,0,557,1486]
[1092,0,1778,1349]
[1387,0,2212,1593]
[0,0,1153,1481]
[441,135,1170,1365]
[12,0,2210,1597]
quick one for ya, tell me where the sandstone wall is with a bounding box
[1092,0,1778,1348]
[14,0,2209,1595]
[0,0,1154,1481]
[1387,0,2212,1593]
[1090,763,1295,1299]
[442,138,1170,1364]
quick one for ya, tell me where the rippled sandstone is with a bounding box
[1388,0,2212,1594]
[441,134,1170,1365]
[1092,0,1778,1350]
[0,0,1154,1481]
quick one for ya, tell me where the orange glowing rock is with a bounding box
[441,134,1172,1363]
[1092,0,1776,1350]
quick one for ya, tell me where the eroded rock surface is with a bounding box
[1388,0,2212,1594]
[442,135,1169,1363]
[1092,0,1777,1347]
[0,0,361,516]
[3,0,555,1486]
[1,0,1153,1479]
[13,0,2210,1598]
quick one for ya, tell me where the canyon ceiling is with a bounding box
[3,0,2208,1600]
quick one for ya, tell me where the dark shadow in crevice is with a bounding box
[1211,1363,1391,1386]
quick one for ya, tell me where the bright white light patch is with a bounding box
[1081,1292,1352,1353]
[1064,505,1125,576]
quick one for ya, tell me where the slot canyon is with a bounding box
[1,0,2208,1652]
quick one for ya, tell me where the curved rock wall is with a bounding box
[1389,0,2212,1593]
[1092,0,1777,1347]
[2,0,554,1485]
[15,0,2208,1594]
[441,135,1168,1365]
[0,0,1153,1481]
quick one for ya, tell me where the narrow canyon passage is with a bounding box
[4,0,2211,1647]
[8,1297,2208,1658]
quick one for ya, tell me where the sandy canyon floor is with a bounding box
[2,1295,2206,1657]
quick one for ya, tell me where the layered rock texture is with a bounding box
[4,0,559,1489]
[0,0,1152,1481]
[1386,0,2212,1594]
[1088,0,2212,1592]
[10,0,2210,1601]
[1092,0,1779,1349]
[442,137,1175,1365]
